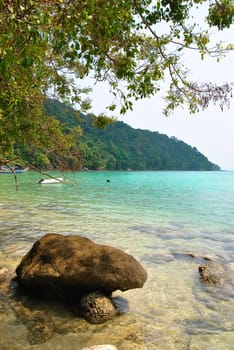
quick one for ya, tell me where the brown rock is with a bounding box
[77,291,118,324]
[199,261,234,285]
[16,234,147,299]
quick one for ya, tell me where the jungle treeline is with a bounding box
[17,99,220,171]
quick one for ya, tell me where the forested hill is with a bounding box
[44,99,220,171]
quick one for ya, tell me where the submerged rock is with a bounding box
[0,267,9,283]
[111,295,129,314]
[199,261,234,285]
[198,261,234,298]
[77,291,117,324]
[16,234,147,299]
[27,314,54,345]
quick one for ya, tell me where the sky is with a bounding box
[85,16,234,171]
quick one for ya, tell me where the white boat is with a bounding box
[0,166,28,174]
[38,177,65,184]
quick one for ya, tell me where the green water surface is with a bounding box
[0,171,233,349]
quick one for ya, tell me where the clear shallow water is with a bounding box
[0,171,234,349]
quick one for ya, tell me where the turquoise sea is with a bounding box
[0,171,234,349]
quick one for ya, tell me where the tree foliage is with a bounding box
[0,0,233,163]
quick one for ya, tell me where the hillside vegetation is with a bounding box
[19,99,220,171]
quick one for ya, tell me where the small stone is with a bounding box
[78,291,117,324]
[81,345,118,350]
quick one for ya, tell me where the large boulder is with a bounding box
[16,234,147,299]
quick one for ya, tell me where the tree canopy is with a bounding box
[0,0,233,164]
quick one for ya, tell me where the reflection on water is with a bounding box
[0,171,234,349]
